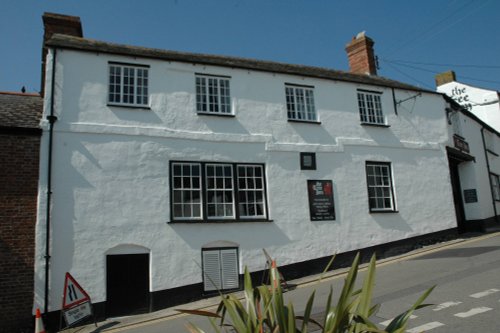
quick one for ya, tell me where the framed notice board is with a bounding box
[307,180,335,221]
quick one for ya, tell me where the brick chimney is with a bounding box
[41,12,83,96]
[435,70,456,87]
[345,31,377,76]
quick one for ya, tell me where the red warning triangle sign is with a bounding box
[62,272,91,309]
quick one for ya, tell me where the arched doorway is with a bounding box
[106,245,150,317]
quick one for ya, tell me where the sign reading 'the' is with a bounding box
[307,180,335,221]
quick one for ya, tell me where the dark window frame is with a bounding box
[169,161,270,223]
[300,152,317,170]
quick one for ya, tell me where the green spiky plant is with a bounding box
[178,253,434,333]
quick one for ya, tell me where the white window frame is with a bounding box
[108,63,149,107]
[206,164,235,219]
[171,163,202,220]
[358,90,385,125]
[170,162,268,221]
[196,74,232,115]
[365,162,396,212]
[237,165,267,219]
[202,247,239,292]
[285,84,317,122]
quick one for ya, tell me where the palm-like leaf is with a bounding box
[178,253,435,333]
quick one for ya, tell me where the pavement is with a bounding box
[59,230,500,333]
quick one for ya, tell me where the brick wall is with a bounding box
[0,133,40,333]
[345,33,377,76]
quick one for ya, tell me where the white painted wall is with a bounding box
[446,104,500,222]
[35,48,456,311]
[438,82,500,132]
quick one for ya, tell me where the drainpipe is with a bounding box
[480,127,498,229]
[44,48,58,314]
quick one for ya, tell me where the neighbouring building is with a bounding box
[444,95,500,232]
[0,92,42,333]
[436,71,500,132]
[35,14,459,328]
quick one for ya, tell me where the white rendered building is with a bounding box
[444,95,500,233]
[35,14,458,324]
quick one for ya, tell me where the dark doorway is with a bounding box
[448,158,467,233]
[106,253,150,317]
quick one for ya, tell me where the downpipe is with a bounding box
[44,48,58,314]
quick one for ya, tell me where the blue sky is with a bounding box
[1,0,499,93]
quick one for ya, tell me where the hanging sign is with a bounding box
[62,272,93,326]
[307,180,335,221]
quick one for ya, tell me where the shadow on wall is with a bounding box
[109,106,164,124]
[170,221,291,251]
[370,213,413,232]
[201,116,251,135]
[362,125,403,147]
[48,137,98,304]
[290,121,336,145]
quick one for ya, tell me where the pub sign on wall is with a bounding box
[307,180,335,221]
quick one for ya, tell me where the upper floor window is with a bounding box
[285,84,317,122]
[108,63,149,107]
[365,161,396,212]
[170,161,268,222]
[196,74,231,115]
[358,90,384,125]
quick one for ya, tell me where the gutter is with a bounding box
[44,48,58,314]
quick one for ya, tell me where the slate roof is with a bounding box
[46,34,437,94]
[0,92,43,129]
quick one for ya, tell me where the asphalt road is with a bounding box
[88,232,500,333]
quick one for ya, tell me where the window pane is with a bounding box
[171,162,202,219]
[196,75,231,114]
[366,162,394,211]
[236,165,266,218]
[286,86,316,121]
[358,92,384,124]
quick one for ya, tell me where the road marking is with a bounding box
[470,289,500,298]
[406,321,445,332]
[454,307,493,318]
[379,315,417,327]
[433,301,462,311]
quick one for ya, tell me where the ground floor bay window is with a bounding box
[170,161,268,222]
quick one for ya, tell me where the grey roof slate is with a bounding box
[46,34,437,94]
[0,92,43,129]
